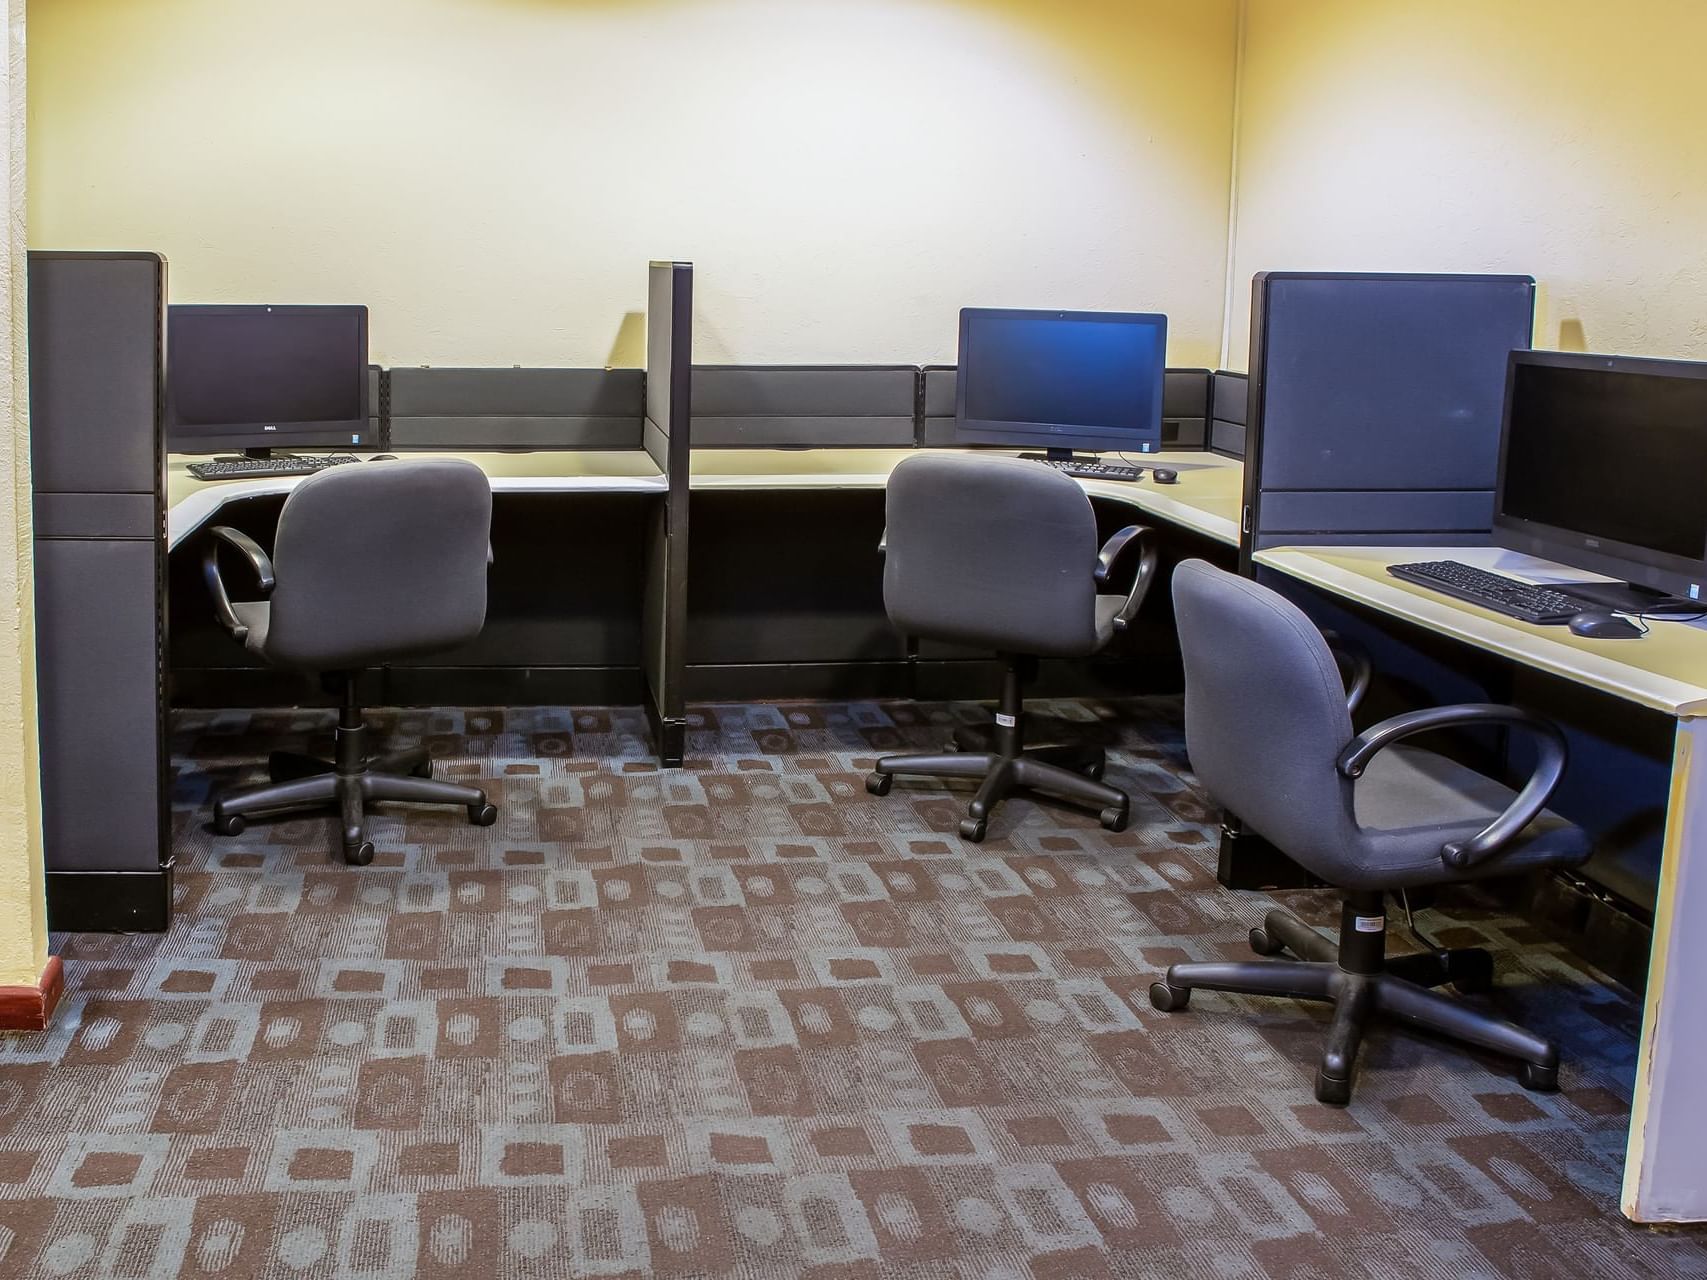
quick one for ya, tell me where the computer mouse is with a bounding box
[1568,611,1643,639]
[1151,467,1178,485]
[367,453,398,462]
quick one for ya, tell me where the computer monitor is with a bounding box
[166,304,370,455]
[955,308,1166,458]
[1494,350,1707,610]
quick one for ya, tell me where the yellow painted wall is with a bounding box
[27,0,1238,369]
[1,0,47,992]
[1225,0,1707,369]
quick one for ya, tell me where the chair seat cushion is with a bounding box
[1349,744,1590,889]
[231,601,271,659]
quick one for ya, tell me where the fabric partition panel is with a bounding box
[1240,272,1536,568]
[643,261,693,765]
[690,366,916,447]
[387,367,644,450]
[28,251,172,932]
[920,367,1211,449]
[1209,370,1248,458]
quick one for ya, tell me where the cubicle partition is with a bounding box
[642,261,694,765]
[920,366,1213,449]
[29,251,172,932]
[691,366,916,447]
[1240,272,1536,568]
[1209,370,1247,457]
[388,367,644,451]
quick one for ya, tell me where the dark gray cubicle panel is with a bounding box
[920,366,1211,448]
[644,262,692,765]
[1209,370,1247,457]
[28,250,170,932]
[368,366,384,443]
[388,367,644,450]
[690,366,917,447]
[1241,272,1535,566]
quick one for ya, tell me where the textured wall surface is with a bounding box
[26,0,1238,368]
[1224,0,1707,368]
[1,0,46,989]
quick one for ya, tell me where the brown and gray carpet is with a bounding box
[1,698,1703,1279]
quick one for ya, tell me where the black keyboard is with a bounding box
[1388,559,1583,625]
[187,454,362,481]
[1030,458,1142,483]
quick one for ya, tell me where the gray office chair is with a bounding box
[202,458,498,865]
[1150,560,1590,1102]
[865,453,1157,840]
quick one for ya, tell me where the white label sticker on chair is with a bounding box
[1354,915,1384,933]
[995,713,1016,728]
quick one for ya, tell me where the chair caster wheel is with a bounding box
[411,760,433,779]
[1519,1061,1559,1092]
[213,813,245,837]
[1148,981,1189,1012]
[865,771,893,796]
[468,803,498,827]
[1249,927,1283,956]
[344,840,375,867]
[1314,1070,1352,1106]
[958,817,987,842]
[1099,805,1129,832]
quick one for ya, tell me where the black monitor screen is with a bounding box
[1501,358,1707,562]
[167,305,368,448]
[957,309,1166,452]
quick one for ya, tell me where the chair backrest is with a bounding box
[263,458,492,670]
[1171,559,1358,859]
[883,453,1102,656]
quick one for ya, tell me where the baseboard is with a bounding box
[46,866,174,933]
[0,956,65,1032]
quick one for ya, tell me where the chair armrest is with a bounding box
[1095,525,1159,632]
[1337,704,1569,871]
[1320,629,1372,715]
[201,526,275,642]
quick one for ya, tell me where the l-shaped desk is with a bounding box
[164,447,1707,1223]
[165,448,1245,550]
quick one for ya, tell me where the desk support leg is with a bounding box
[1624,715,1707,1222]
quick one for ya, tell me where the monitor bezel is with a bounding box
[953,307,1167,454]
[1492,348,1707,602]
[166,303,371,452]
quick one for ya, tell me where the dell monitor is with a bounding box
[167,304,370,455]
[1494,350,1707,612]
[955,308,1167,459]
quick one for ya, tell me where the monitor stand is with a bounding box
[1557,579,1701,616]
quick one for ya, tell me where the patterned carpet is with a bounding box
[1,698,1704,1279]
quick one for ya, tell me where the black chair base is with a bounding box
[865,655,1131,842]
[211,678,496,865]
[1149,896,1561,1104]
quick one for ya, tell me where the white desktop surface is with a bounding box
[1255,544,1707,717]
[165,451,668,550]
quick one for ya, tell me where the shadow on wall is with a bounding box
[1558,318,1587,351]
[607,311,645,368]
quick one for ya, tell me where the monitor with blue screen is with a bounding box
[954,308,1167,459]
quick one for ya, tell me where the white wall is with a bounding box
[1226,0,1707,368]
[28,0,1238,368]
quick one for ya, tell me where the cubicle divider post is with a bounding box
[29,251,173,931]
[642,261,693,766]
